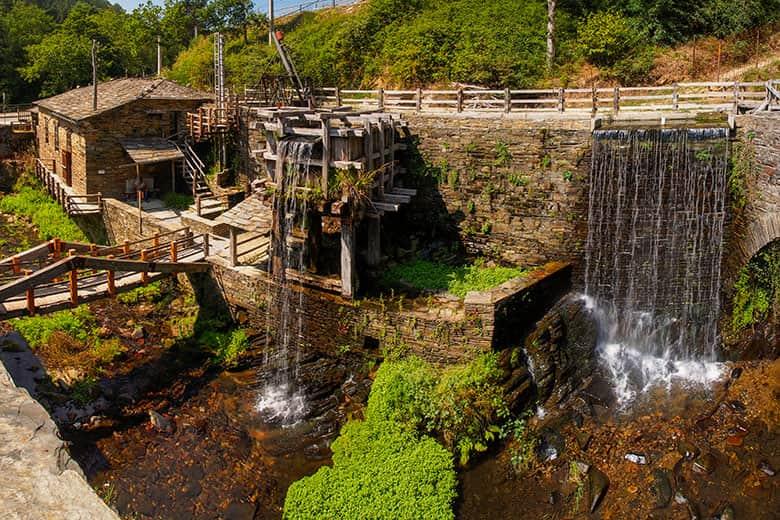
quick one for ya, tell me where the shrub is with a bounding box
[117,281,164,305]
[13,306,95,349]
[162,192,194,210]
[367,354,508,465]
[199,328,250,366]
[283,419,456,520]
[577,11,641,67]
[0,179,88,241]
[731,240,779,332]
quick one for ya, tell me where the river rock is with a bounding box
[224,502,256,520]
[677,440,700,460]
[624,452,648,465]
[650,469,673,508]
[148,410,174,433]
[720,504,735,520]
[692,452,716,474]
[575,430,592,451]
[730,367,742,380]
[588,466,609,513]
[131,326,145,340]
[758,460,775,476]
[728,400,746,413]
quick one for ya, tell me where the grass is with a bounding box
[0,177,88,242]
[13,306,95,349]
[117,281,164,305]
[162,192,194,211]
[382,259,528,298]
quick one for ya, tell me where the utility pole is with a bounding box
[546,0,556,72]
[268,0,274,45]
[157,35,162,76]
[91,40,98,111]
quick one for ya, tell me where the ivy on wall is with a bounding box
[729,132,759,210]
[731,240,780,332]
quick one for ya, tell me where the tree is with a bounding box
[0,1,53,102]
[547,0,556,71]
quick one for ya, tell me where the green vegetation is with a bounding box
[382,258,527,298]
[729,136,758,210]
[0,176,88,242]
[198,327,250,367]
[117,281,164,305]
[731,241,780,332]
[162,192,195,211]
[367,354,508,465]
[13,305,95,349]
[284,418,456,520]
[494,141,512,167]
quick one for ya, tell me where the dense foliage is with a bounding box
[382,258,527,298]
[0,175,88,241]
[284,418,457,520]
[731,240,780,332]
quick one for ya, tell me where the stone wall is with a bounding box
[0,125,34,160]
[401,113,592,267]
[102,198,179,245]
[723,114,780,288]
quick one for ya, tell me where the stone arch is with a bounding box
[724,212,780,290]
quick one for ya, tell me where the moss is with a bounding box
[117,281,164,305]
[729,135,758,210]
[162,192,194,210]
[731,240,779,332]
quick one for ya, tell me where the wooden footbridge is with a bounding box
[0,229,211,319]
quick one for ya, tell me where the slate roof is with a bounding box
[35,78,212,121]
[215,195,273,234]
[121,138,184,164]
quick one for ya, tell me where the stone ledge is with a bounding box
[0,359,118,520]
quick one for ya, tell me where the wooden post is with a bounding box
[68,249,77,307]
[137,189,143,234]
[613,87,620,113]
[202,233,210,257]
[123,240,130,255]
[170,240,178,262]
[558,88,565,112]
[153,232,160,248]
[106,254,116,297]
[229,226,238,267]
[457,89,463,113]
[140,249,149,284]
[733,81,740,112]
[322,118,331,193]
[335,86,342,106]
[97,192,102,209]
[11,256,20,275]
[416,88,422,111]
[672,83,679,111]
[340,217,356,298]
[378,88,384,111]
[504,88,511,113]
[53,238,61,259]
[366,215,381,267]
[24,268,34,316]
[196,195,202,216]
[89,243,97,255]
[591,86,598,115]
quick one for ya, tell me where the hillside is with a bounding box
[168,0,780,92]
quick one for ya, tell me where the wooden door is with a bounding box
[61,150,72,186]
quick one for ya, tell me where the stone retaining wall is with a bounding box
[0,357,118,519]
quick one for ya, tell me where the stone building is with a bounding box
[34,78,212,199]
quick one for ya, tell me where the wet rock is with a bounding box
[131,326,146,340]
[692,452,716,474]
[575,430,592,451]
[719,504,735,520]
[674,491,688,504]
[587,466,609,513]
[224,502,256,520]
[650,469,673,508]
[758,460,775,476]
[548,491,560,505]
[624,452,648,465]
[181,480,201,499]
[677,440,700,461]
[725,435,744,447]
[574,461,590,474]
[727,400,746,413]
[537,428,565,462]
[695,417,716,431]
[572,412,584,428]
[730,367,742,380]
[148,410,174,434]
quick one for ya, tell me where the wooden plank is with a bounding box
[0,257,76,301]
[81,257,210,274]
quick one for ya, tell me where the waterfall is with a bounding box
[256,137,314,424]
[584,127,729,404]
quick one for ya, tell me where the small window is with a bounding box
[54,122,60,151]
[44,120,49,144]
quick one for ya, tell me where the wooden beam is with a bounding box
[0,257,77,302]
[340,218,356,298]
[81,257,210,274]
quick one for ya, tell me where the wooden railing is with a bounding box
[187,105,237,141]
[34,158,102,216]
[0,104,34,131]
[312,80,780,115]
[0,229,210,318]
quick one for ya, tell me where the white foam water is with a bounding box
[256,383,308,425]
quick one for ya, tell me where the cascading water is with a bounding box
[584,126,729,405]
[256,137,315,424]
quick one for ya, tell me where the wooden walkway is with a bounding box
[34,159,102,216]
[0,228,210,319]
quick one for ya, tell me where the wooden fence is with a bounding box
[311,80,780,115]
[34,159,102,216]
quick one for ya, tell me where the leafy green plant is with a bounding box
[494,141,512,167]
[480,222,492,234]
[507,173,528,187]
[466,200,476,214]
[199,328,250,367]
[541,155,552,169]
[13,306,95,349]
[162,192,194,210]
[284,418,456,520]
[71,375,97,405]
[92,338,127,364]
[446,169,459,188]
[0,176,88,241]
[731,241,779,332]
[562,170,573,182]
[730,137,758,210]
[117,281,164,305]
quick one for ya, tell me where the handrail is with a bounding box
[306,80,779,115]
